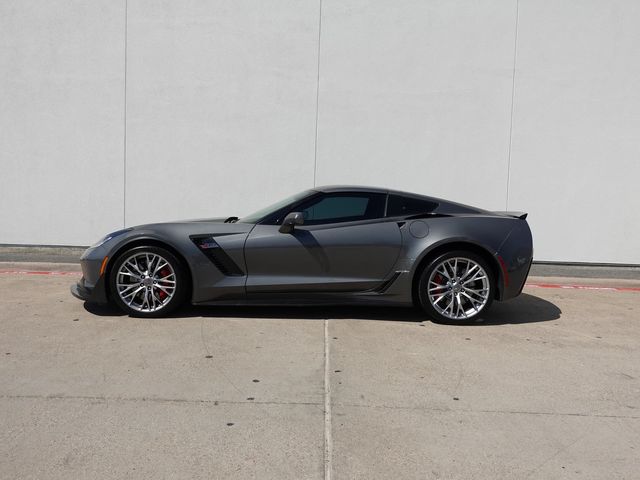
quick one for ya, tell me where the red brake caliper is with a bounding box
[157,267,171,300]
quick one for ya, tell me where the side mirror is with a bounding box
[279,211,304,233]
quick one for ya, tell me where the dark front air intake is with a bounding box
[190,235,244,276]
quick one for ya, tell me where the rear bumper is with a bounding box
[496,220,534,301]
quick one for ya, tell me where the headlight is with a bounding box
[91,228,132,248]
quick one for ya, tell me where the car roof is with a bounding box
[313,185,388,194]
[313,185,430,198]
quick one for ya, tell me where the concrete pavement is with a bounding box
[0,267,638,479]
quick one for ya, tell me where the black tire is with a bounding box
[109,245,189,318]
[417,250,495,324]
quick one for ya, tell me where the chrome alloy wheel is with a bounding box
[427,257,490,320]
[115,252,177,313]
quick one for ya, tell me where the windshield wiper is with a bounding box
[224,216,239,223]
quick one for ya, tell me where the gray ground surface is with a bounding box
[0,246,87,264]
[531,263,640,280]
[0,266,639,479]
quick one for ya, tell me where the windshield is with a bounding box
[240,190,314,224]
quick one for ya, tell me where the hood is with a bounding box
[126,216,254,239]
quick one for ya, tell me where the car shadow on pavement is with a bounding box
[480,293,561,325]
[83,293,560,325]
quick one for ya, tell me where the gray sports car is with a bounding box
[71,186,533,323]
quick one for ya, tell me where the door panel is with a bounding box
[244,221,402,293]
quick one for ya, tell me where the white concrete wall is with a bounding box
[316,0,517,210]
[507,0,640,264]
[1,0,639,264]
[125,0,320,227]
[0,0,125,245]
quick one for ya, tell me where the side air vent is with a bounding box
[374,271,402,293]
[190,235,244,276]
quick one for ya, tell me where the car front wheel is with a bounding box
[418,251,495,324]
[109,246,188,317]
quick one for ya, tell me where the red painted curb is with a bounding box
[0,270,80,277]
[526,283,640,292]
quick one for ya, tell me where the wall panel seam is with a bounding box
[505,0,520,210]
[313,0,323,187]
[123,0,128,227]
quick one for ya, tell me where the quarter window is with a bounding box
[386,194,438,217]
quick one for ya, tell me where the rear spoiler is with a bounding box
[494,211,528,220]
[403,211,528,220]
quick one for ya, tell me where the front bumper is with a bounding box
[70,279,91,301]
[70,245,110,304]
[70,275,109,304]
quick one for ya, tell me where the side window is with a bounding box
[386,194,438,217]
[297,193,386,225]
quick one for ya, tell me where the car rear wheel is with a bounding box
[418,251,494,324]
[109,246,188,317]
